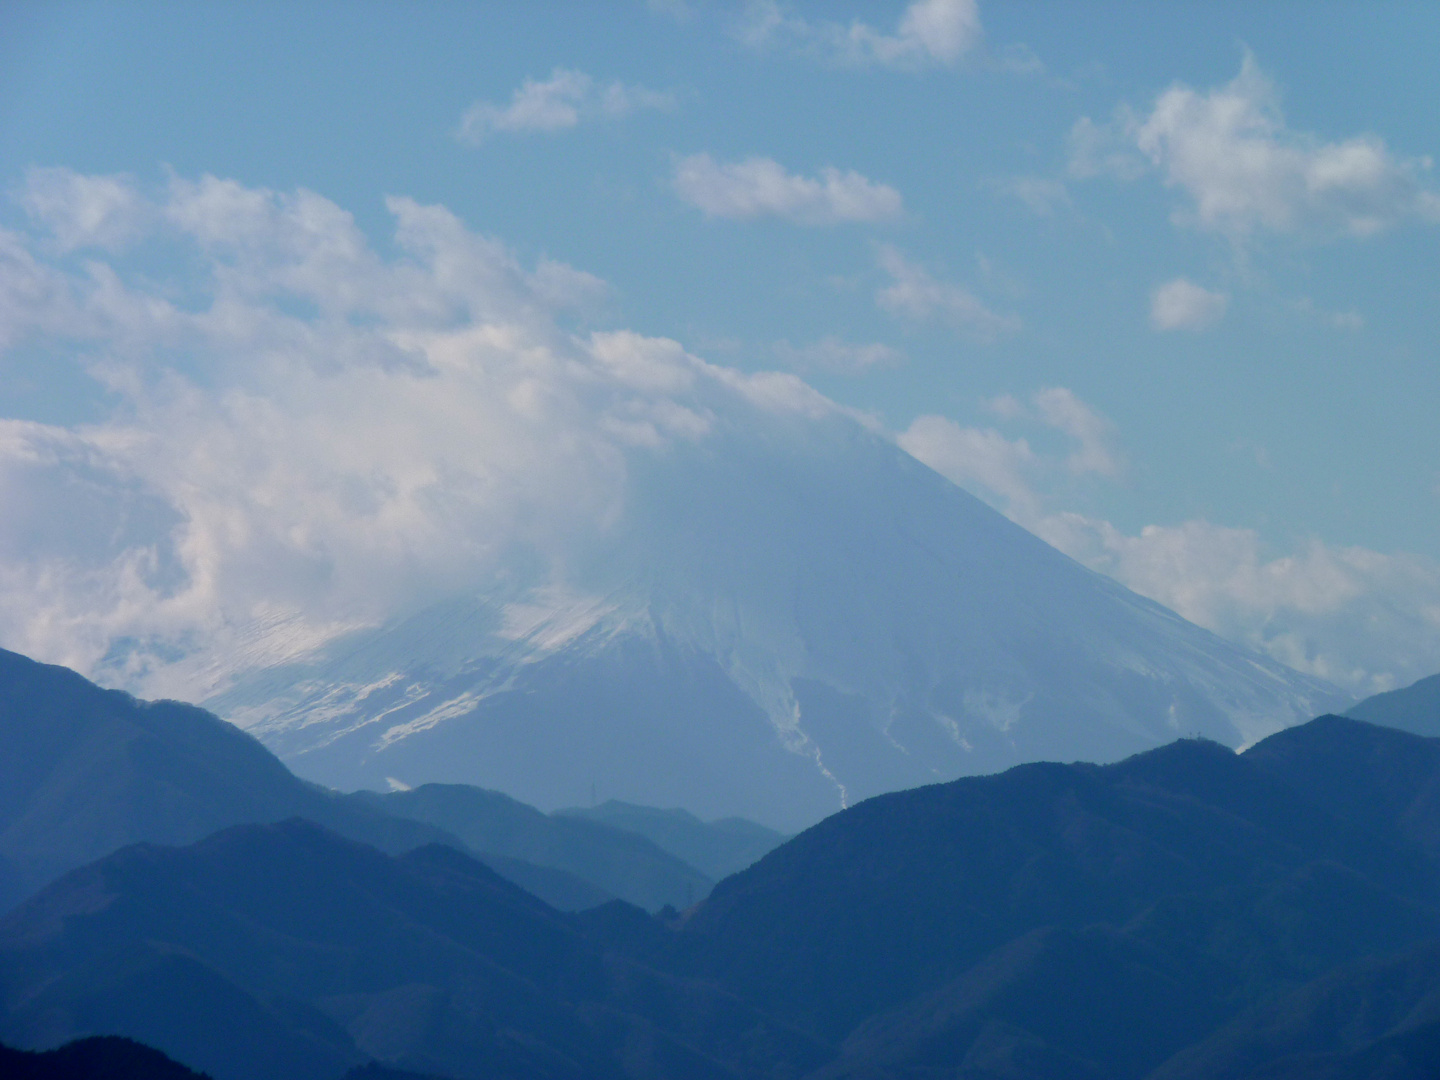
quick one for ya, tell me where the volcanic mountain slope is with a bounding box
[208,412,1348,831]
[0,648,710,914]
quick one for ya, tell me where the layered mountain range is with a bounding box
[3,647,1439,1078]
[0,648,779,916]
[206,415,1348,830]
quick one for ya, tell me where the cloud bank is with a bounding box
[0,169,830,698]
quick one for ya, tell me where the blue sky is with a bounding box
[1,0,1438,696]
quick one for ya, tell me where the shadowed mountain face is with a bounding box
[208,418,1348,832]
[1347,672,1440,738]
[0,647,448,913]
[677,717,1440,1076]
[0,820,824,1080]
[0,648,702,915]
[5,706,1440,1079]
[554,800,787,881]
[1149,939,1440,1080]
[0,1035,211,1079]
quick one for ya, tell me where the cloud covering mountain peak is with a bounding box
[0,170,853,699]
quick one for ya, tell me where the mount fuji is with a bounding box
[204,394,1347,831]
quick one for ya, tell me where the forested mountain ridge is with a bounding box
[5,708,1440,1078]
[0,648,721,914]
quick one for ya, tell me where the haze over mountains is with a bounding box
[0,158,1360,833]
[0,648,774,916]
[4,6,1439,1077]
[206,408,1348,830]
[3,644,1440,1079]
[1346,673,1440,738]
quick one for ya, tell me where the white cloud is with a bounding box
[740,0,981,69]
[904,386,1120,495]
[846,0,982,67]
[18,167,150,252]
[1293,297,1364,332]
[900,393,1440,696]
[773,336,903,374]
[1037,515,1440,696]
[875,245,1018,340]
[898,415,1039,516]
[673,154,903,224]
[1151,277,1228,331]
[0,173,842,700]
[1030,386,1123,476]
[1071,53,1440,240]
[0,227,80,350]
[1065,115,1147,182]
[456,68,673,143]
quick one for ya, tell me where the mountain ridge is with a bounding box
[0,817,826,1080]
[0,647,720,914]
[1346,671,1440,738]
[5,714,1440,1077]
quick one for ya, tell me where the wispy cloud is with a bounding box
[875,245,1018,341]
[673,154,903,224]
[1151,278,1228,331]
[739,0,982,70]
[1043,517,1440,696]
[1030,387,1123,477]
[1294,296,1364,332]
[995,175,1071,216]
[900,390,1440,695]
[898,415,1040,516]
[456,68,674,143]
[773,336,903,374]
[1070,52,1440,240]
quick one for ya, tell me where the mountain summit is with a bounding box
[209,405,1344,830]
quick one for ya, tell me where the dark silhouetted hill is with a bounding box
[7,692,1440,1078]
[0,1034,210,1078]
[1151,938,1440,1080]
[0,818,824,1080]
[678,716,1440,1076]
